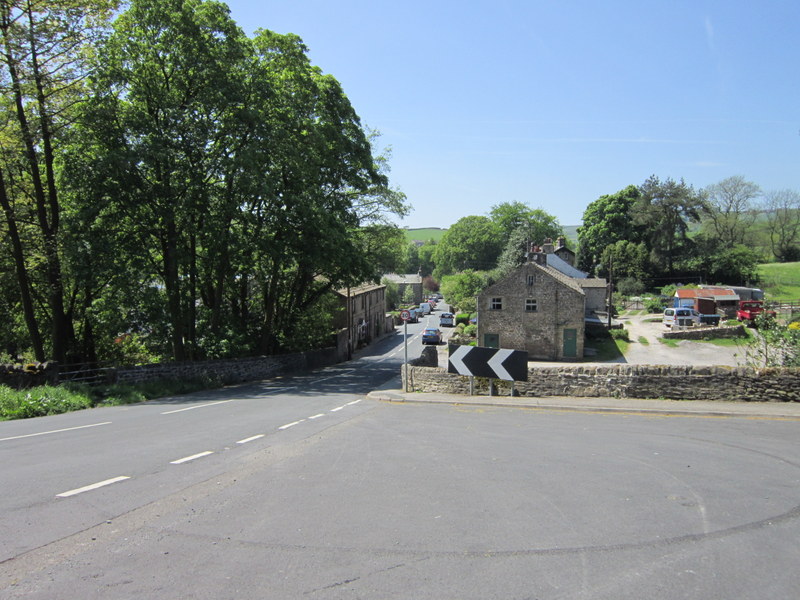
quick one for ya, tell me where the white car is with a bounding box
[439,312,455,327]
[663,307,700,327]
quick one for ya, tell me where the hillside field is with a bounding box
[759,262,800,301]
[404,225,580,245]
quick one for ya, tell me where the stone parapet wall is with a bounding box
[662,324,746,340]
[115,348,340,386]
[403,364,799,403]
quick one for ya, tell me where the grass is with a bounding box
[0,376,223,421]
[584,334,627,361]
[403,227,447,243]
[759,262,800,301]
[637,336,650,345]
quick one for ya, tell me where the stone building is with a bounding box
[333,283,387,357]
[477,252,586,361]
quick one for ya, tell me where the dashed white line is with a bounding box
[1,421,112,442]
[237,434,265,444]
[56,476,130,498]
[330,406,345,412]
[278,420,304,430]
[308,414,325,419]
[161,400,233,415]
[170,451,214,464]
[346,400,362,406]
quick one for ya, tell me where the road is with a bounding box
[2,304,799,598]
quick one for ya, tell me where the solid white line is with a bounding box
[346,400,361,406]
[0,421,112,442]
[308,414,325,419]
[331,406,345,412]
[56,476,130,498]
[170,451,214,464]
[161,400,233,415]
[278,420,303,430]
[236,434,264,444]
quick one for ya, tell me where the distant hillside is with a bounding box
[403,227,447,243]
[404,225,580,245]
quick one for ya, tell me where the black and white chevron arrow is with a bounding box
[447,345,528,382]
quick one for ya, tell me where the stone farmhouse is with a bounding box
[477,243,607,361]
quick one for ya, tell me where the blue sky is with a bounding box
[223,0,799,229]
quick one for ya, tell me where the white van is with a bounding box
[663,307,700,327]
[419,302,432,316]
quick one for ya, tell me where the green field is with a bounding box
[403,227,448,243]
[404,225,580,245]
[759,262,800,301]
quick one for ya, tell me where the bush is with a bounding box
[609,327,629,342]
[0,385,93,420]
[464,324,477,337]
[645,297,666,313]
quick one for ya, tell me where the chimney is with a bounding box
[542,238,555,254]
[556,236,566,249]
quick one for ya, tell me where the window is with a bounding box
[490,297,503,310]
[525,299,538,312]
[527,275,536,286]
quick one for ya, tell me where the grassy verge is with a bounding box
[0,376,222,421]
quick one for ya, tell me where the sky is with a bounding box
[222,0,799,229]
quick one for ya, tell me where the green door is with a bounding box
[484,333,499,349]
[563,328,577,358]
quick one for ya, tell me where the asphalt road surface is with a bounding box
[2,305,798,598]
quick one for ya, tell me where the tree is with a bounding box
[702,176,760,247]
[576,185,641,274]
[739,314,800,367]
[433,215,502,278]
[763,189,800,262]
[489,201,562,249]
[635,176,704,276]
[0,0,117,362]
[439,270,488,313]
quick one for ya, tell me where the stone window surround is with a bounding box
[525,298,538,312]
[490,297,503,310]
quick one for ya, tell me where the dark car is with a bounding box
[422,328,442,345]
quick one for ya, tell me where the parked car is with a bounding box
[439,312,455,327]
[663,307,700,327]
[419,302,432,315]
[422,328,442,345]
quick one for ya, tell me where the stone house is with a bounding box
[477,253,586,361]
[333,283,388,357]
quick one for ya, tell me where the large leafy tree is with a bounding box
[702,175,760,247]
[763,189,800,262]
[489,201,562,249]
[576,185,641,274]
[634,176,704,277]
[0,0,117,362]
[433,215,502,278]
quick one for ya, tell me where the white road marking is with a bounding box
[161,400,233,415]
[170,451,214,464]
[236,434,264,444]
[330,406,345,412]
[308,414,325,419]
[56,476,130,498]
[278,420,304,430]
[0,421,112,442]
[346,400,361,406]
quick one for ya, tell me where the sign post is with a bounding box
[400,309,411,391]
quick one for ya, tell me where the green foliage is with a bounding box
[0,385,93,420]
[489,202,562,249]
[609,327,630,341]
[577,185,641,273]
[645,297,666,313]
[739,314,800,367]
[758,262,800,301]
[440,271,488,313]
[433,216,502,277]
[463,324,477,337]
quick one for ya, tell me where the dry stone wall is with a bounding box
[403,364,799,403]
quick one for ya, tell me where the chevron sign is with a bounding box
[447,345,528,382]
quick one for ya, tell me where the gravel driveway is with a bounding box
[595,313,745,367]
